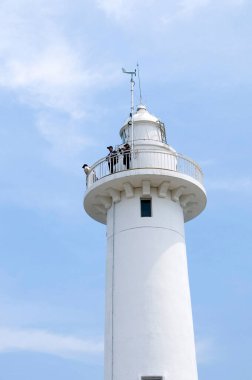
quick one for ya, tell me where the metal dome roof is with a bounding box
[123,104,159,126]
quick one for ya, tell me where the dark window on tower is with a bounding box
[141,377,163,380]
[141,199,152,217]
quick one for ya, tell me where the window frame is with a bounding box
[140,198,152,218]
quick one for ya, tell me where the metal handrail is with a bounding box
[86,149,204,189]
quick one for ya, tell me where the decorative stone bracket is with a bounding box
[92,183,198,220]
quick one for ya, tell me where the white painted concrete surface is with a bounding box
[104,189,198,380]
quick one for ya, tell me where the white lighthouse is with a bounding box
[84,83,206,380]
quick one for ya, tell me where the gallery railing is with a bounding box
[86,149,203,188]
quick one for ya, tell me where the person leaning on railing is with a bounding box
[82,164,97,184]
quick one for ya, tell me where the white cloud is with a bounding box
[0,35,115,118]
[0,0,120,169]
[0,0,250,171]
[0,327,103,360]
[1,52,82,118]
[0,0,119,116]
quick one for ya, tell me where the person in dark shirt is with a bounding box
[122,143,131,169]
[106,146,117,174]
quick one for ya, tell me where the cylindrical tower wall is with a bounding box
[104,188,198,380]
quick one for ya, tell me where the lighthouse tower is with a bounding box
[84,86,206,380]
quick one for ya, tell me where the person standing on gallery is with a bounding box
[122,143,131,169]
[106,146,117,174]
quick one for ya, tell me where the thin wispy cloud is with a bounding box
[228,0,246,5]
[198,158,216,168]
[196,336,215,365]
[178,0,210,17]
[0,0,249,117]
[0,180,80,217]
[0,327,103,360]
[207,177,252,192]
[0,10,116,117]
[96,0,132,20]
[36,112,95,169]
[0,0,120,169]
[1,1,122,101]
[96,0,246,24]
[0,327,212,364]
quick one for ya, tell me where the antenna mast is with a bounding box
[122,67,136,152]
[137,62,142,105]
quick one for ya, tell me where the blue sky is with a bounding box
[0,0,252,379]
